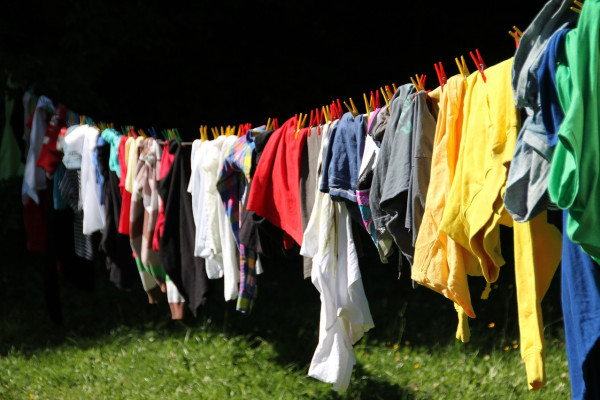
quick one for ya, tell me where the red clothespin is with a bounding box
[307,109,314,136]
[316,107,322,135]
[273,118,279,130]
[469,49,487,82]
[374,90,381,109]
[434,61,447,92]
[336,99,343,119]
[128,126,138,138]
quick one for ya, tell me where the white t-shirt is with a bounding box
[22,95,53,204]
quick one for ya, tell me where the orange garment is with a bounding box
[412,75,480,324]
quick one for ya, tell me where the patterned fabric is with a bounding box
[129,138,169,304]
[58,168,93,261]
[216,129,263,313]
[236,244,257,312]
[216,133,255,244]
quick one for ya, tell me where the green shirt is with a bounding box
[548,0,600,263]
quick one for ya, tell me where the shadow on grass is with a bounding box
[0,176,564,381]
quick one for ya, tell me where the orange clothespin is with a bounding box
[469,48,487,82]
[434,61,447,92]
[380,87,391,111]
[570,0,583,13]
[508,25,523,49]
[455,55,470,79]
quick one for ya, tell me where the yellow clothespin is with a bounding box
[266,118,272,131]
[455,55,470,79]
[570,0,583,13]
[380,87,391,111]
[363,92,370,123]
[349,97,359,117]
[79,115,85,125]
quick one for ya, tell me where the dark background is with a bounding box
[1,0,546,140]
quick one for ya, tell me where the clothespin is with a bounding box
[469,49,487,82]
[266,118,272,131]
[455,55,470,79]
[349,97,359,117]
[508,25,523,48]
[138,128,148,138]
[307,109,314,136]
[391,83,397,93]
[79,115,85,125]
[363,92,370,123]
[570,0,583,13]
[295,113,302,139]
[380,87,391,111]
[410,75,422,91]
[373,90,380,109]
[434,61,447,92]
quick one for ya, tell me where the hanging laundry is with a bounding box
[158,140,210,317]
[302,120,374,392]
[370,84,415,265]
[129,138,168,304]
[504,0,577,222]
[117,136,136,236]
[247,128,288,259]
[535,3,600,395]
[247,115,307,248]
[215,135,242,302]
[356,105,388,244]
[412,75,481,342]
[299,124,323,279]
[97,129,138,291]
[439,58,562,390]
[71,124,105,235]
[194,136,227,279]
[60,125,94,262]
[37,104,67,175]
[0,76,24,180]
[547,0,600,265]
[152,139,177,251]
[216,127,266,313]
[370,82,438,271]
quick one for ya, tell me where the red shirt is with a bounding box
[247,115,308,247]
[152,140,177,251]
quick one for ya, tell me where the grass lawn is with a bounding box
[0,177,570,399]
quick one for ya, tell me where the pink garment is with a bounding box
[117,136,131,235]
[152,140,177,251]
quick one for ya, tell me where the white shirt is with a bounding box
[22,95,53,204]
[196,136,228,279]
[301,121,374,392]
[217,135,241,301]
[79,125,106,235]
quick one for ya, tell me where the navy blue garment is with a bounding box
[538,29,600,398]
[560,211,600,400]
[537,28,569,146]
[319,112,366,203]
